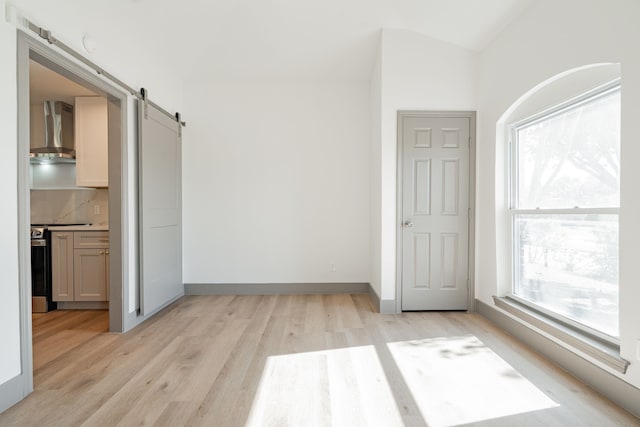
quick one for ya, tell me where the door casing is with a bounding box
[395,111,476,313]
[15,30,130,403]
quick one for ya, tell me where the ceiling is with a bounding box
[14,0,533,82]
[29,60,98,105]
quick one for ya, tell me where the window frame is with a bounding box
[507,81,621,345]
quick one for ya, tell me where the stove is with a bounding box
[30,226,54,313]
[30,223,93,312]
[31,226,47,239]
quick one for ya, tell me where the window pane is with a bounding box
[513,214,618,337]
[516,90,620,209]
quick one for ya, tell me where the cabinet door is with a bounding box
[75,96,108,187]
[51,232,74,301]
[74,248,108,301]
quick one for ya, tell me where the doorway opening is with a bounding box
[17,31,129,391]
[29,58,111,376]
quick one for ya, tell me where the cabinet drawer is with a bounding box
[74,231,109,248]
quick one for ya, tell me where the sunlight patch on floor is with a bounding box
[387,335,559,427]
[246,345,404,426]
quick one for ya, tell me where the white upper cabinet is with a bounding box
[75,96,108,187]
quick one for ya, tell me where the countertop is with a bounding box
[47,225,109,232]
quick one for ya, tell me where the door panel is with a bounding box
[401,115,470,310]
[441,159,459,215]
[413,233,431,288]
[440,232,459,289]
[414,159,432,215]
[138,102,183,316]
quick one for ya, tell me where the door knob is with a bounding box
[403,220,413,228]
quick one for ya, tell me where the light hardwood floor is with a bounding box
[2,295,639,426]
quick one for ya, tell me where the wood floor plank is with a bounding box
[153,401,200,427]
[1,295,638,426]
[193,311,287,426]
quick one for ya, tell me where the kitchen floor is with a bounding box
[31,309,108,372]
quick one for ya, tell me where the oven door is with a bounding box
[31,238,48,296]
[31,236,54,312]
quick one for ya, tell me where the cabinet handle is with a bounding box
[105,250,110,255]
[99,250,104,255]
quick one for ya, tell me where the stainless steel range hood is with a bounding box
[30,100,75,163]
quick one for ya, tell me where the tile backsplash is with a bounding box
[31,189,109,225]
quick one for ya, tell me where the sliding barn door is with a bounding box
[138,102,183,316]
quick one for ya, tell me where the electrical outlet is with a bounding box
[94,204,101,215]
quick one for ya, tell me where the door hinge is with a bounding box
[468,136,471,148]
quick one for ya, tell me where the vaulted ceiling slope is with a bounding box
[12,0,532,82]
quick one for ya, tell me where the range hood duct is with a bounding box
[30,100,75,163]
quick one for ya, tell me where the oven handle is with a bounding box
[31,239,47,247]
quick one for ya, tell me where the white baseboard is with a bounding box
[184,282,370,296]
[0,373,28,414]
[367,286,397,314]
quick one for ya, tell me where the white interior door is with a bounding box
[138,102,183,316]
[401,114,470,310]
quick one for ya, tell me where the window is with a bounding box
[509,83,620,340]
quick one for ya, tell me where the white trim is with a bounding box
[510,80,621,130]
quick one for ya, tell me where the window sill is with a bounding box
[493,296,629,374]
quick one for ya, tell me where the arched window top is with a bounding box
[499,63,620,127]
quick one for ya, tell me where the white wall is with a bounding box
[475,0,640,388]
[182,81,370,284]
[0,0,21,387]
[373,29,477,303]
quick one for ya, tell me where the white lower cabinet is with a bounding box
[52,231,109,302]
